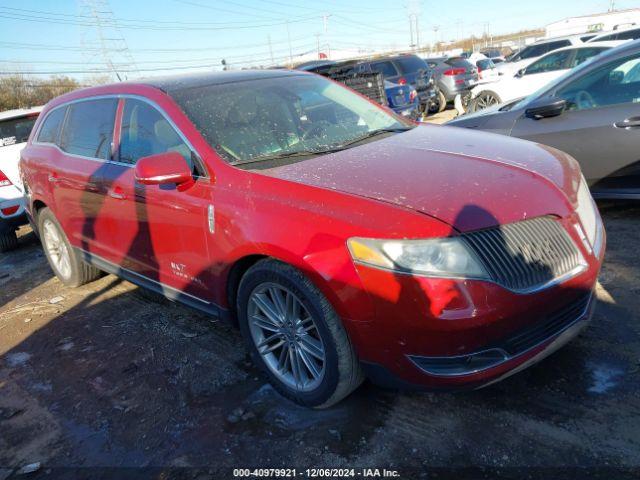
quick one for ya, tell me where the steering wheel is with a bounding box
[301,121,331,142]
[575,90,597,110]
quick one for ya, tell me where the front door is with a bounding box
[99,98,215,302]
[511,51,640,195]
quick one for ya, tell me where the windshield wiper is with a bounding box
[336,127,412,148]
[230,147,347,166]
[230,127,412,166]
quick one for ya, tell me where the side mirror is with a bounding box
[515,68,526,78]
[524,97,567,120]
[134,151,193,188]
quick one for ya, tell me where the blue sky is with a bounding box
[0,0,637,79]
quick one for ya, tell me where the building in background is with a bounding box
[546,8,640,38]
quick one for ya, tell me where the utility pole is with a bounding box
[286,19,293,67]
[267,34,274,65]
[415,15,420,50]
[409,14,414,49]
[432,25,439,53]
[79,0,139,80]
[609,0,615,11]
[315,33,321,59]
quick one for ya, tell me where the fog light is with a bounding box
[409,348,509,376]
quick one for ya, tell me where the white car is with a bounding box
[587,26,640,43]
[467,42,623,112]
[0,106,41,251]
[495,34,586,77]
[475,58,500,84]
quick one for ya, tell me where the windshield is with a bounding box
[170,74,411,166]
[511,51,606,111]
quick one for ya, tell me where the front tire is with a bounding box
[38,208,101,287]
[237,259,363,408]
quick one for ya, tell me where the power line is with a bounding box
[0,9,322,31]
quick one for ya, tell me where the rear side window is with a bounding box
[543,40,571,53]
[394,56,428,74]
[119,99,195,171]
[1,115,38,147]
[616,28,640,40]
[60,99,117,160]
[369,61,398,78]
[36,108,66,145]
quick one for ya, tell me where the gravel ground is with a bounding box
[0,200,639,480]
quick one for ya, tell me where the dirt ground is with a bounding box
[1,197,639,479]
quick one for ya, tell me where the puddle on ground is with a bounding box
[61,419,147,466]
[587,363,625,394]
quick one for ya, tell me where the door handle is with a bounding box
[108,187,126,200]
[48,173,59,183]
[614,117,640,129]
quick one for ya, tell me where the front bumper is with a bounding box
[441,78,478,100]
[354,284,596,391]
[343,219,603,390]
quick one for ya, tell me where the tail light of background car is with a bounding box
[397,77,407,85]
[409,89,417,102]
[0,170,12,187]
[1,205,19,216]
[443,68,466,76]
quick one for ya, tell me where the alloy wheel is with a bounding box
[248,283,326,392]
[42,219,72,279]
[476,93,499,110]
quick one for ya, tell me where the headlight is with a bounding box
[347,237,489,279]
[575,175,602,254]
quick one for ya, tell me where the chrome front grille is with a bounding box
[462,216,585,292]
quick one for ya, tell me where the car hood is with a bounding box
[258,125,581,232]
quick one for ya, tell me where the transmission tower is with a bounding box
[78,0,139,81]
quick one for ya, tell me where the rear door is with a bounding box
[511,51,640,193]
[46,98,118,257]
[99,97,214,301]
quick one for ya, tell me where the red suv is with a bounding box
[20,70,605,408]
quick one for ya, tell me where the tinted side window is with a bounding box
[542,40,571,53]
[369,61,398,78]
[570,47,607,68]
[557,53,640,111]
[60,99,117,160]
[119,99,193,170]
[36,107,66,145]
[617,29,640,40]
[525,50,572,74]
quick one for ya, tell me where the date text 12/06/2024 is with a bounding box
[233,468,401,478]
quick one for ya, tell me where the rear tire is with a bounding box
[0,229,18,252]
[429,89,447,114]
[237,259,363,408]
[38,208,102,287]
[468,90,501,112]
